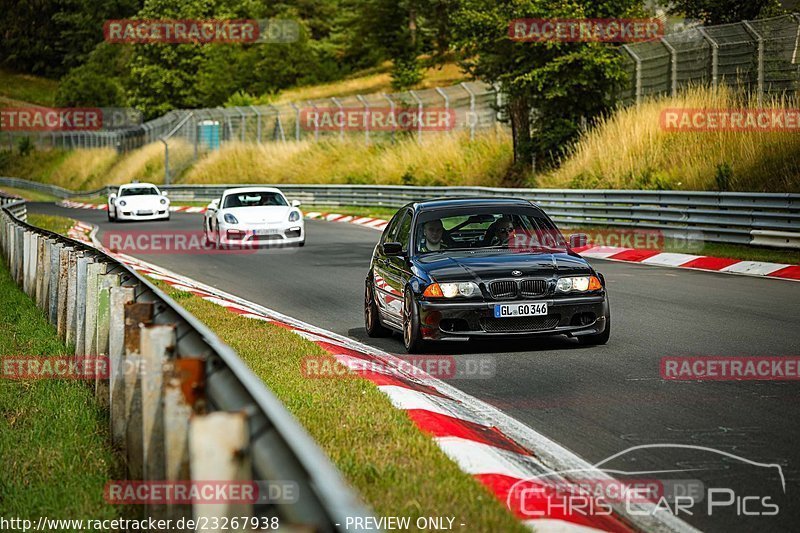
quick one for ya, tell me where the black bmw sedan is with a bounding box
[364,198,610,353]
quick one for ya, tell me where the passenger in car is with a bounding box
[420,219,452,252]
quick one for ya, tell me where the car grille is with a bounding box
[136,210,153,216]
[520,279,547,297]
[488,279,548,299]
[480,315,560,333]
[488,280,517,299]
[253,234,283,241]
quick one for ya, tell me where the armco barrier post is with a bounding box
[21,230,30,294]
[56,247,71,339]
[141,324,176,520]
[124,302,154,482]
[65,250,80,347]
[95,273,120,406]
[75,256,91,358]
[84,263,104,359]
[34,235,45,306]
[48,242,62,324]
[190,411,252,524]
[14,226,23,284]
[164,358,203,521]
[109,286,135,450]
[37,238,50,311]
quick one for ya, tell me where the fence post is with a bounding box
[383,94,396,144]
[190,411,252,526]
[164,358,204,521]
[48,242,61,324]
[124,302,154,481]
[290,102,301,141]
[96,273,120,406]
[409,90,423,143]
[141,324,176,519]
[742,21,764,105]
[161,138,170,185]
[35,235,46,307]
[435,87,451,134]
[356,95,370,144]
[57,247,71,339]
[661,37,678,96]
[331,97,345,140]
[75,256,92,358]
[65,250,80,347]
[698,27,719,88]
[270,105,286,143]
[622,44,643,104]
[250,105,262,143]
[109,286,135,450]
[85,263,105,361]
[460,82,476,141]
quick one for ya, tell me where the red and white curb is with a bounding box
[58,200,207,214]
[64,220,696,533]
[306,211,800,282]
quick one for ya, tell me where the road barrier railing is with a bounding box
[2,177,798,248]
[0,191,375,531]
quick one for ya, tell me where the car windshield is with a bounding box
[119,187,159,196]
[223,192,288,208]
[415,206,567,254]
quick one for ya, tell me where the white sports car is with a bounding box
[108,183,170,222]
[203,187,305,247]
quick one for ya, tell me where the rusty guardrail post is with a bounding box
[124,302,154,481]
[109,286,135,450]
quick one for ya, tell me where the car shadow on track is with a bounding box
[347,327,596,356]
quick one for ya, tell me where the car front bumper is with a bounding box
[114,208,170,221]
[217,222,305,246]
[417,294,609,341]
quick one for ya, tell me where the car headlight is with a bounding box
[160,198,167,205]
[288,210,300,222]
[118,200,126,207]
[223,213,238,224]
[556,276,602,293]
[423,281,480,298]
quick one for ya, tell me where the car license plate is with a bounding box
[254,228,281,235]
[494,302,548,318]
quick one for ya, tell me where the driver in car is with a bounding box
[420,219,451,252]
[484,216,516,247]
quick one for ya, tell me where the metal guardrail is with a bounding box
[158,184,800,249]
[3,177,799,248]
[0,191,375,531]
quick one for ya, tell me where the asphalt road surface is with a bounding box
[31,203,800,532]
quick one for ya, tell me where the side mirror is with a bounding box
[569,233,588,248]
[382,242,403,256]
[161,190,168,196]
[291,199,301,208]
[208,199,220,210]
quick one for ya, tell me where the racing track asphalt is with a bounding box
[30,203,800,532]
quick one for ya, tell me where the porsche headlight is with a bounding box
[423,281,480,298]
[556,276,602,293]
[288,210,300,222]
[160,198,167,205]
[223,213,238,224]
[118,200,126,207]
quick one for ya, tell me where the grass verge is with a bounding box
[156,279,527,531]
[34,212,526,529]
[0,246,123,518]
[0,68,58,106]
[0,186,60,203]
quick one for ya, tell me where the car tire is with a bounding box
[578,314,611,345]
[204,225,216,248]
[107,209,113,222]
[298,240,305,247]
[402,288,425,353]
[364,276,391,337]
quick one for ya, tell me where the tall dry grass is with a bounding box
[182,131,512,186]
[541,86,800,192]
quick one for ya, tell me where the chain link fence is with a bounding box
[620,14,800,104]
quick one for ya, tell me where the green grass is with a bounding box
[0,69,59,106]
[26,213,75,235]
[0,186,60,203]
[157,281,527,531]
[305,205,399,220]
[0,254,123,519]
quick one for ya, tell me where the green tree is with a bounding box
[55,65,126,106]
[452,0,640,170]
[668,0,785,25]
